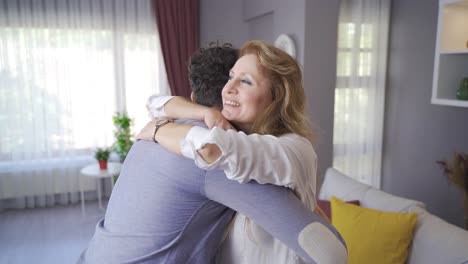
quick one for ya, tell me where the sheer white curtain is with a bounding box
[333,0,390,188]
[0,0,169,210]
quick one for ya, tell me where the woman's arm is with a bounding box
[146,95,233,130]
[138,122,316,190]
[192,129,318,210]
[143,95,317,190]
[147,95,206,120]
[184,127,317,189]
[138,122,318,210]
[136,119,224,164]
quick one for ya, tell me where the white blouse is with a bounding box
[147,96,318,264]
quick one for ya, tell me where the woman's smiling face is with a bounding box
[221,54,273,133]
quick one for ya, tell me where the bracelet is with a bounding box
[153,119,172,143]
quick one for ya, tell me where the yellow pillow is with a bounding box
[331,196,418,264]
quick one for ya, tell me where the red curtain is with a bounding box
[152,0,199,98]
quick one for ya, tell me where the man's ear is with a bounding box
[190,92,195,103]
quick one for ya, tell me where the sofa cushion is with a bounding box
[319,168,425,213]
[320,167,468,264]
[331,196,418,264]
[319,168,371,201]
[407,207,468,264]
[362,188,425,213]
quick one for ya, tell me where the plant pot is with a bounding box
[98,160,108,170]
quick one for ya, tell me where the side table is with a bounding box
[80,162,122,216]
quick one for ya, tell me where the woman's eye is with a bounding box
[241,79,252,85]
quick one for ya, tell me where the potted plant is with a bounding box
[112,112,134,162]
[437,152,468,229]
[95,147,111,170]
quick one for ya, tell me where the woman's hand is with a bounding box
[136,119,157,142]
[204,108,236,131]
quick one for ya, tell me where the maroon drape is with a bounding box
[152,0,199,98]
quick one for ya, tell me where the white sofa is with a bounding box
[319,168,468,264]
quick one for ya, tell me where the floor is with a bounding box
[0,201,106,264]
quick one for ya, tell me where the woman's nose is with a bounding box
[225,80,238,94]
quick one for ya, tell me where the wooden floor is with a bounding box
[0,201,106,264]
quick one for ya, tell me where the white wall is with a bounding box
[303,0,340,183]
[383,0,468,227]
[199,0,248,48]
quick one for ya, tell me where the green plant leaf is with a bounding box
[112,112,134,162]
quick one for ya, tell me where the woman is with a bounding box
[138,40,318,264]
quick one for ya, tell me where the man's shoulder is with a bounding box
[122,140,206,186]
[174,119,207,128]
[127,140,178,164]
[127,140,200,173]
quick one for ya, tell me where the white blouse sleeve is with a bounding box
[180,126,317,189]
[146,95,174,118]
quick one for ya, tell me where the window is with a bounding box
[0,28,167,159]
[0,0,168,173]
[333,0,390,187]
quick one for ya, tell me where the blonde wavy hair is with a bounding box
[239,40,314,142]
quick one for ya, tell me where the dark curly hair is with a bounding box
[188,42,238,108]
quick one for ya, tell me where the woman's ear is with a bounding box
[190,92,195,103]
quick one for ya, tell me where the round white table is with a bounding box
[80,162,122,216]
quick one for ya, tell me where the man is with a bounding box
[78,43,346,264]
